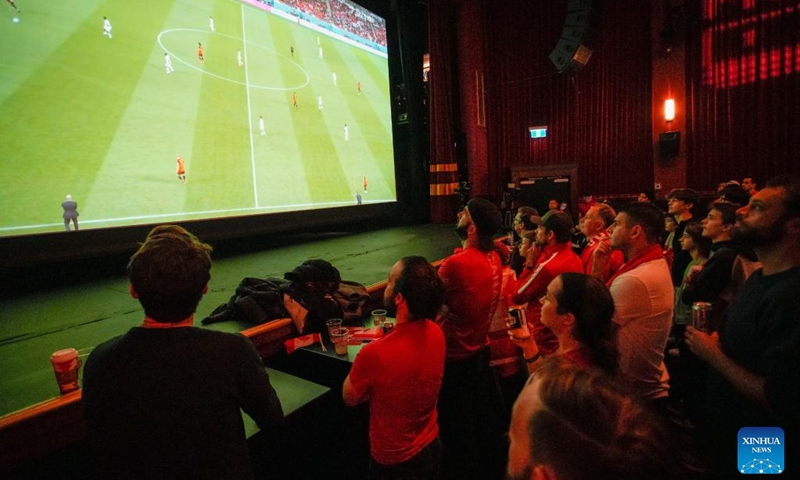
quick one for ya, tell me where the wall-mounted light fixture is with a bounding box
[664,99,675,122]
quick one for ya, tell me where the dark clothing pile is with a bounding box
[202,259,369,338]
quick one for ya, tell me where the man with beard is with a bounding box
[593,202,674,407]
[686,176,800,476]
[511,210,583,357]
[343,257,446,479]
[436,197,506,480]
[505,357,682,480]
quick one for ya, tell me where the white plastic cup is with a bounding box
[371,309,387,329]
[331,327,350,355]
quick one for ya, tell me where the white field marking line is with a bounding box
[242,4,259,207]
[156,28,310,91]
[0,200,389,233]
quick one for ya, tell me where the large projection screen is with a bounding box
[0,0,399,264]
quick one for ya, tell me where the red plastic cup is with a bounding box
[50,348,81,394]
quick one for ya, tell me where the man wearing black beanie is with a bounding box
[438,197,507,480]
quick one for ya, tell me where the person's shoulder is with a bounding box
[91,334,126,356]
[188,328,253,349]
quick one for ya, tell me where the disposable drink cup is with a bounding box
[50,348,81,394]
[371,309,387,329]
[331,327,349,355]
[326,318,343,339]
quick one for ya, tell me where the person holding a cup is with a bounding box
[343,256,446,479]
[82,225,283,480]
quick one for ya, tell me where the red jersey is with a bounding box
[511,242,583,355]
[348,320,445,465]
[438,246,503,360]
[581,231,625,282]
[176,157,185,174]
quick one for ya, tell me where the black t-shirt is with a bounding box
[707,266,800,431]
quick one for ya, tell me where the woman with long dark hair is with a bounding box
[509,272,618,375]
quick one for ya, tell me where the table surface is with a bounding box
[302,337,371,363]
[243,368,330,437]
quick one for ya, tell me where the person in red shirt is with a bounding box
[197,43,204,63]
[511,210,583,356]
[344,256,446,479]
[579,203,624,282]
[437,197,506,480]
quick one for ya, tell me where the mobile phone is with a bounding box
[508,307,525,329]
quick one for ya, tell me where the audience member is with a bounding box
[579,203,624,282]
[669,204,757,426]
[506,357,686,480]
[83,226,283,479]
[686,175,800,475]
[510,211,583,357]
[663,213,678,267]
[672,221,711,326]
[716,183,750,207]
[436,197,506,480]
[681,202,760,329]
[509,272,618,375]
[576,193,596,217]
[667,188,699,287]
[593,202,674,407]
[741,176,758,195]
[344,256,446,480]
[638,189,655,203]
[509,206,538,276]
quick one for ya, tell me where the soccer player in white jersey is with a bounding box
[164,53,174,74]
[103,17,112,39]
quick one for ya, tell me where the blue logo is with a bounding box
[738,427,784,474]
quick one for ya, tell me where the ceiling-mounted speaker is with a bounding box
[549,0,600,75]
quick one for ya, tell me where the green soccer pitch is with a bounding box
[0,0,396,237]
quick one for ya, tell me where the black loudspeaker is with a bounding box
[549,0,600,75]
[659,131,681,159]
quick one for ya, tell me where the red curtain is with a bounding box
[428,0,462,222]
[481,0,654,196]
[685,0,800,189]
